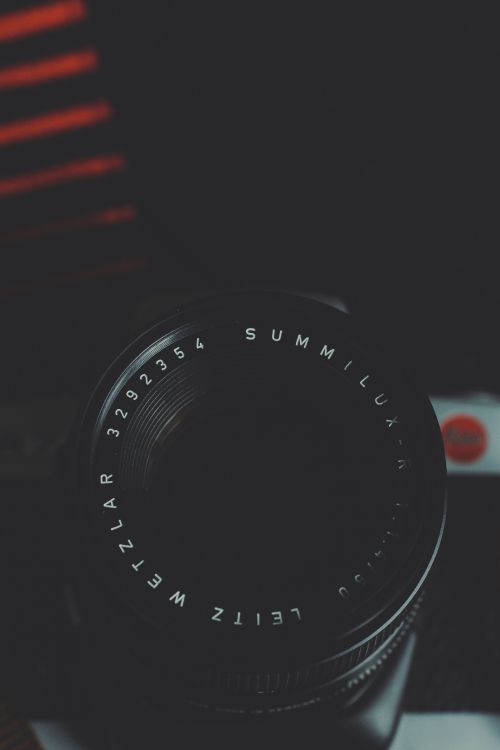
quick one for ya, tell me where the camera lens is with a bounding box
[75,291,446,713]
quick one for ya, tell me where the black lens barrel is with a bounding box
[75,291,446,712]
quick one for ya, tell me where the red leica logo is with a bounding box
[441,414,487,464]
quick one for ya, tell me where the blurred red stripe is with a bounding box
[0,257,149,300]
[0,153,125,197]
[0,101,112,146]
[0,49,99,90]
[0,204,137,245]
[0,1,86,43]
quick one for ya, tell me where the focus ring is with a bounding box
[185,592,424,702]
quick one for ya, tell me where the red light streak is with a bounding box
[0,204,137,246]
[0,49,99,91]
[0,257,149,300]
[0,101,113,147]
[0,1,86,44]
[0,154,125,197]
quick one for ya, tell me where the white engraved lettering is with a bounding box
[295,334,309,349]
[147,574,162,589]
[397,459,411,470]
[271,611,283,626]
[169,591,186,607]
[320,344,335,359]
[211,607,224,622]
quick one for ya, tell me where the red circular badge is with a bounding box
[441,414,487,464]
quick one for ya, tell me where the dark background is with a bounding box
[2,5,500,399]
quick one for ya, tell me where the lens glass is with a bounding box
[140,353,400,619]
